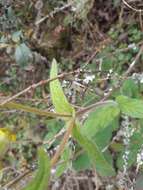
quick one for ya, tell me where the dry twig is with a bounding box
[35,3,72,25]
[122,0,143,12]
[0,70,80,106]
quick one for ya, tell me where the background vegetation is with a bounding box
[0,0,143,189]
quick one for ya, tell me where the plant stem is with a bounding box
[0,102,71,118]
[0,70,80,106]
[76,100,116,117]
[51,118,75,167]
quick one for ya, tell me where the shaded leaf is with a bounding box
[72,123,115,176]
[22,147,50,190]
[73,152,91,171]
[15,43,32,67]
[94,118,119,150]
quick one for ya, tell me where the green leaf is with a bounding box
[50,59,74,115]
[22,147,50,190]
[102,57,115,70]
[55,162,68,178]
[73,152,91,171]
[15,43,32,67]
[121,79,139,98]
[55,147,71,178]
[116,95,143,118]
[82,103,120,139]
[94,118,119,150]
[72,124,115,176]
[0,102,70,119]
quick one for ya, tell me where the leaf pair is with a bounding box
[50,59,116,176]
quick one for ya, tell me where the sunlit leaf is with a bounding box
[121,79,139,98]
[50,59,74,115]
[116,95,143,118]
[82,103,120,138]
